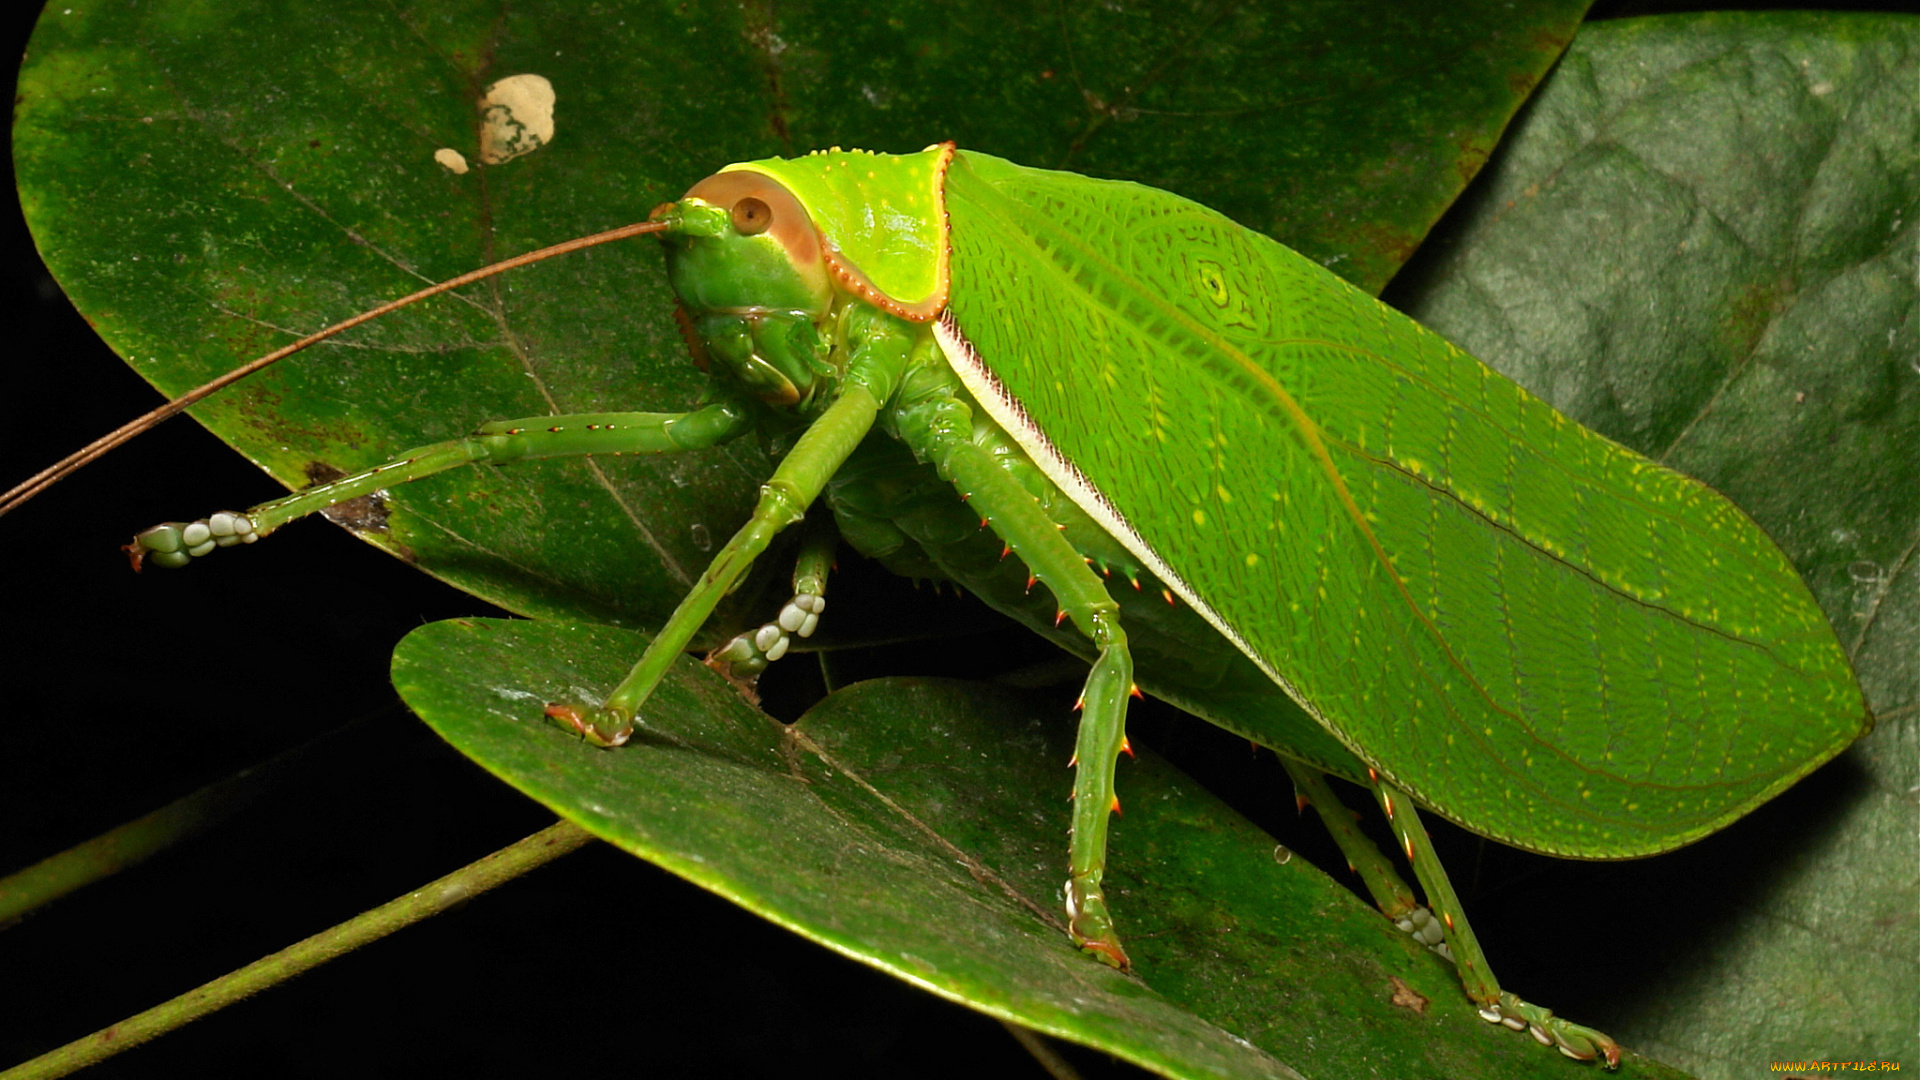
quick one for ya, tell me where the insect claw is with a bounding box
[1128,683,1142,699]
[543,703,632,748]
[1119,736,1133,757]
[1109,795,1121,815]
[1054,609,1068,627]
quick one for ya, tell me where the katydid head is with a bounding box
[653,171,836,409]
[649,144,958,410]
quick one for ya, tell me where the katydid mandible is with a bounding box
[118,144,1872,1067]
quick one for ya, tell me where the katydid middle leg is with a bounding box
[890,381,1138,968]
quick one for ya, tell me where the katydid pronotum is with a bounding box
[16,142,1869,1070]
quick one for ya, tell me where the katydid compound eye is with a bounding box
[731,197,773,236]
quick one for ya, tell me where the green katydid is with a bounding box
[99,143,1871,1068]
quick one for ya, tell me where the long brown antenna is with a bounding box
[0,219,670,519]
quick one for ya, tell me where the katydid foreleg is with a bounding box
[127,403,755,569]
[549,304,913,747]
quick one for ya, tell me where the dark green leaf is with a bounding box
[12,0,1584,635]
[1392,12,1919,1073]
[393,617,1691,1079]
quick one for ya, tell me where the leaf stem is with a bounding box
[0,718,373,928]
[0,821,594,1080]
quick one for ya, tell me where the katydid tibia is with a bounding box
[80,144,1870,1067]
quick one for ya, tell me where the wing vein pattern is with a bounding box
[939,151,1867,858]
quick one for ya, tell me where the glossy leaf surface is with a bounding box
[12,0,1586,637]
[393,617,1691,1080]
[7,3,1913,1079]
[1392,13,1918,1074]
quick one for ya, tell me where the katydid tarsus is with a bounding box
[26,143,1867,1068]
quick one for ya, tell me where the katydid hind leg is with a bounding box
[893,384,1137,968]
[1371,777,1622,1068]
[1280,761,1450,956]
[126,402,754,570]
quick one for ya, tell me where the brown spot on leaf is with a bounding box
[304,460,395,544]
[703,650,763,707]
[1388,975,1429,1015]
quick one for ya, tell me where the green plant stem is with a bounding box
[0,821,595,1080]
[0,719,372,928]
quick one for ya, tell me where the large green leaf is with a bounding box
[2,1,1595,1073]
[392,618,1690,1079]
[12,0,1581,639]
[9,3,1911,1079]
[1390,13,1919,1076]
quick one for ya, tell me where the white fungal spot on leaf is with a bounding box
[478,74,556,165]
[434,147,470,174]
